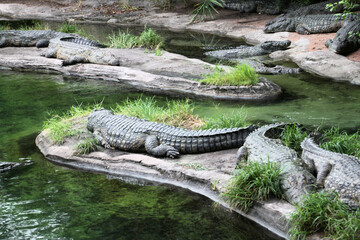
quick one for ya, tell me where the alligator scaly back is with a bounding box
[42,37,118,66]
[237,123,316,204]
[301,138,360,209]
[0,30,106,48]
[87,109,255,158]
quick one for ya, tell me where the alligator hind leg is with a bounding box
[63,56,87,66]
[41,48,57,58]
[145,135,180,158]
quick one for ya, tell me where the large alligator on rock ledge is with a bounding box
[205,40,291,59]
[237,123,316,204]
[263,14,358,34]
[87,109,256,158]
[42,37,119,66]
[301,137,360,209]
[0,30,106,48]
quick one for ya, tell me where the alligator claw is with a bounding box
[167,150,180,158]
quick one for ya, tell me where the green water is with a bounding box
[0,71,281,240]
[195,73,360,130]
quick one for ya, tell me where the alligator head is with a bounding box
[263,15,294,33]
[325,20,360,55]
[260,40,291,52]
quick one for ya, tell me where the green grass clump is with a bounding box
[108,27,163,50]
[18,21,49,30]
[57,22,88,38]
[280,124,308,153]
[289,191,360,240]
[201,64,259,86]
[108,31,139,48]
[222,161,282,212]
[179,163,207,171]
[76,138,98,155]
[113,97,204,129]
[320,128,360,158]
[0,24,11,31]
[201,110,248,129]
[43,103,102,144]
[138,27,163,49]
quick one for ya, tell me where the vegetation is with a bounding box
[113,97,204,129]
[179,163,207,170]
[57,22,89,38]
[113,96,250,130]
[190,0,225,23]
[280,124,309,153]
[0,20,48,31]
[289,191,360,240]
[201,110,249,129]
[222,161,283,212]
[76,138,98,155]
[43,103,102,144]
[327,0,360,38]
[108,27,163,50]
[320,128,360,158]
[200,64,259,86]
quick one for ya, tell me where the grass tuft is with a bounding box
[289,191,360,240]
[280,124,309,153]
[200,63,259,86]
[222,161,282,212]
[43,103,103,144]
[113,97,250,130]
[320,128,360,158]
[108,30,139,48]
[108,27,163,50]
[57,22,89,38]
[138,26,163,49]
[113,97,204,129]
[76,138,98,155]
[201,110,248,129]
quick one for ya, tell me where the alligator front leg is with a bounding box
[0,37,8,48]
[93,129,112,149]
[145,135,179,158]
[36,39,50,48]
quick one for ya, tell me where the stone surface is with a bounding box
[35,122,293,239]
[0,47,282,101]
[1,3,359,84]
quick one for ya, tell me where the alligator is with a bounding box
[224,0,341,15]
[0,162,20,173]
[205,40,291,59]
[325,20,360,55]
[0,30,106,48]
[301,137,360,209]
[236,123,316,205]
[263,14,358,34]
[87,109,256,158]
[41,37,119,66]
[237,59,302,75]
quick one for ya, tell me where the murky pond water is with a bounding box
[0,71,282,239]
